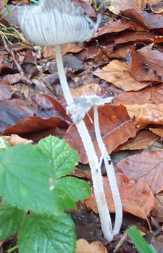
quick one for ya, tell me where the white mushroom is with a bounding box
[1,0,122,241]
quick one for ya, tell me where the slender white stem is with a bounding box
[55,45,114,241]
[94,106,123,235]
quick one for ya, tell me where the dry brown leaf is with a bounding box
[153,193,163,222]
[0,95,69,135]
[114,85,163,128]
[151,1,163,13]
[122,8,163,29]
[94,60,149,91]
[3,134,32,146]
[71,83,101,97]
[114,31,154,46]
[119,130,158,150]
[114,84,163,105]
[130,45,163,83]
[43,43,83,59]
[125,103,163,129]
[95,20,138,38]
[109,0,160,14]
[149,127,163,137]
[85,173,155,219]
[117,151,163,194]
[65,104,136,164]
[76,239,107,253]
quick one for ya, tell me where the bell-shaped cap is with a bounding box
[2,0,100,46]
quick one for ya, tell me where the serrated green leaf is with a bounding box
[0,136,84,215]
[0,144,58,214]
[127,226,157,253]
[18,213,75,253]
[0,204,24,240]
[38,136,79,178]
[55,176,91,204]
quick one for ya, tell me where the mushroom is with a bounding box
[1,0,122,241]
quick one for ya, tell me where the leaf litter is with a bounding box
[0,0,163,252]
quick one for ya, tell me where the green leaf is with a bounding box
[38,136,79,178]
[0,144,57,214]
[18,213,75,253]
[0,136,82,215]
[127,226,157,253]
[55,176,91,203]
[0,204,24,240]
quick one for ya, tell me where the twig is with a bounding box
[2,36,32,85]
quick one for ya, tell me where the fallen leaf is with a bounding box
[149,127,163,137]
[85,173,155,219]
[95,19,138,38]
[43,43,83,59]
[71,83,101,97]
[94,60,150,91]
[114,84,163,105]
[114,31,154,46]
[109,0,159,14]
[2,134,32,146]
[130,45,163,83]
[119,130,158,150]
[65,104,136,163]
[114,84,163,128]
[0,96,69,134]
[122,8,163,29]
[151,1,163,14]
[124,103,163,129]
[76,239,107,253]
[151,234,163,253]
[117,151,163,194]
[153,193,163,222]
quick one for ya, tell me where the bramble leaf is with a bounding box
[38,136,78,178]
[0,136,82,214]
[18,213,75,253]
[0,204,24,240]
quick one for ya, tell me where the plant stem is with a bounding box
[94,106,122,235]
[55,45,117,241]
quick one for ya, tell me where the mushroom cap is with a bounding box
[2,0,100,46]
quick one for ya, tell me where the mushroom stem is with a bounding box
[94,106,123,235]
[55,45,118,241]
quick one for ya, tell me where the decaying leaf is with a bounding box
[2,135,32,146]
[71,83,101,97]
[117,151,163,194]
[130,45,163,83]
[65,104,136,163]
[76,239,107,253]
[125,103,163,129]
[0,95,69,134]
[119,130,158,150]
[149,127,163,137]
[109,0,160,14]
[114,84,163,105]
[85,173,155,219]
[94,60,150,91]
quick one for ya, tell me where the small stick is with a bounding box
[2,37,32,85]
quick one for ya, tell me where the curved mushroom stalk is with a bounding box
[2,0,123,241]
[55,45,122,240]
